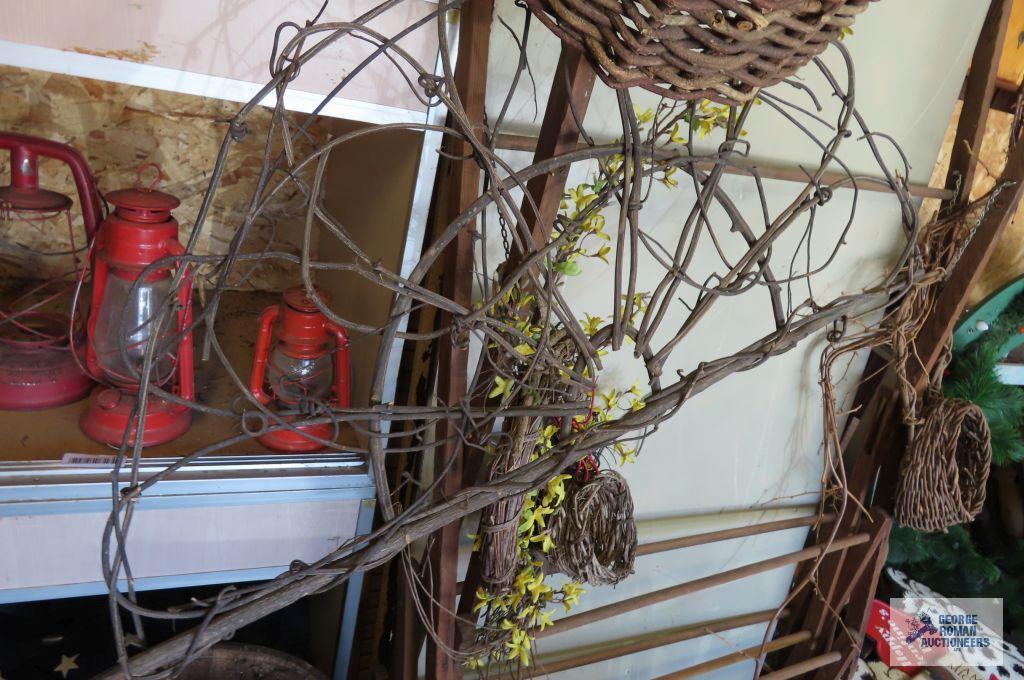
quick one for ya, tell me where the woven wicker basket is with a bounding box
[524,0,874,105]
[895,395,991,533]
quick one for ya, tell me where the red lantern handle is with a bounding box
[249,305,281,405]
[135,162,163,192]
[84,245,108,379]
[326,322,350,409]
[163,239,195,403]
[0,132,103,238]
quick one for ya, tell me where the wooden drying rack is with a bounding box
[374,0,1024,677]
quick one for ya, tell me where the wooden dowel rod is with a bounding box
[489,609,780,679]
[493,133,949,200]
[758,651,842,680]
[539,533,868,638]
[653,630,812,680]
[637,513,833,556]
[456,507,822,591]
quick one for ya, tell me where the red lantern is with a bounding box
[80,167,194,447]
[0,132,102,409]
[248,285,350,452]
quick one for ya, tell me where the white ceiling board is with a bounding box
[0,0,440,119]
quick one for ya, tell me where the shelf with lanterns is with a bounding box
[0,130,381,618]
[0,120,401,678]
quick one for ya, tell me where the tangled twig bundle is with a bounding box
[524,0,873,104]
[895,393,992,532]
[545,470,637,586]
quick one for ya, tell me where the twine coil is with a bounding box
[895,393,992,533]
[524,0,873,105]
[545,470,637,585]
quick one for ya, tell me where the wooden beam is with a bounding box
[941,0,1015,214]
[424,1,495,678]
[785,508,892,669]
[494,133,951,201]
[910,136,1024,392]
[452,42,596,648]
[513,45,596,263]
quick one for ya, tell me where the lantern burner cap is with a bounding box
[105,187,180,213]
[0,185,73,214]
[283,285,331,312]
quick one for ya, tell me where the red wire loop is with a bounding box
[135,162,164,192]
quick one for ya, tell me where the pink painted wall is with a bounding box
[0,0,439,113]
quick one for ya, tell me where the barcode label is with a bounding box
[61,453,116,467]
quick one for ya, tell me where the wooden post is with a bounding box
[453,42,596,647]
[423,1,495,678]
[910,137,1024,391]
[517,45,597,255]
[940,0,1015,215]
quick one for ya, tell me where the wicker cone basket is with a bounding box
[524,0,874,105]
[895,394,992,533]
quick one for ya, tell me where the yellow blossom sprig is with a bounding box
[467,98,745,674]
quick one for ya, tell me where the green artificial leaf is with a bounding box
[554,260,582,276]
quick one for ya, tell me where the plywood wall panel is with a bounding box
[0,63,331,290]
[998,0,1024,90]
[317,120,423,407]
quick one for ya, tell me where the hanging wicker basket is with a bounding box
[543,470,637,586]
[895,395,992,533]
[524,0,874,105]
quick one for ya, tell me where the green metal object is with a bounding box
[953,274,1024,357]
